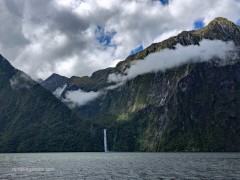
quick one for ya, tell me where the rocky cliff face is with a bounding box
[51,17,240,152]
[41,73,69,92]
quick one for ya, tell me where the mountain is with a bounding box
[3,17,239,152]
[40,73,69,92]
[51,17,240,152]
[64,17,240,91]
[0,55,102,152]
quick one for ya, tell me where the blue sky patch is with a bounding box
[159,0,169,5]
[237,19,240,26]
[130,45,144,55]
[95,26,116,46]
[194,19,204,30]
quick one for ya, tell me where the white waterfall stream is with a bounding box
[104,129,108,152]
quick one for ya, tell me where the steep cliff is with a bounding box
[40,17,240,152]
[0,55,102,152]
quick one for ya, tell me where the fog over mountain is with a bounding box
[108,39,236,85]
[57,39,236,107]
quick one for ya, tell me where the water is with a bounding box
[0,153,240,179]
[104,129,108,152]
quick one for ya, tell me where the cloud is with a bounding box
[0,0,239,80]
[53,84,102,107]
[63,89,102,107]
[10,71,36,90]
[53,84,67,98]
[54,39,236,106]
[108,40,236,85]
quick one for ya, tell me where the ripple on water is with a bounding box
[0,153,240,179]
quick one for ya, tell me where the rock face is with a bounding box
[0,55,102,152]
[55,17,240,152]
[40,73,69,92]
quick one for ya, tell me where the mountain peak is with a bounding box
[0,54,17,78]
[188,17,240,46]
[49,73,61,78]
[208,17,237,28]
[40,73,69,92]
[212,17,231,23]
[44,73,68,82]
[197,17,240,35]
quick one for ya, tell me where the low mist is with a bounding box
[108,39,236,84]
[57,39,236,107]
[10,72,36,90]
[63,89,101,108]
[53,85,67,98]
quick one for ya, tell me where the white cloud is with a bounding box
[63,89,101,107]
[153,30,182,43]
[108,40,236,85]
[55,39,236,106]
[53,84,67,98]
[10,71,36,90]
[0,0,239,79]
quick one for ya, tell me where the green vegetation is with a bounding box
[73,17,240,152]
[0,55,103,152]
[1,17,240,152]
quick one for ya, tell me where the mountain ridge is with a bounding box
[0,55,102,152]
[44,17,239,92]
[45,17,240,152]
[40,73,69,92]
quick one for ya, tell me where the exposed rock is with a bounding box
[40,73,69,92]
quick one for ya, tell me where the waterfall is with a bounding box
[104,129,108,152]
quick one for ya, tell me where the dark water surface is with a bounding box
[0,152,239,179]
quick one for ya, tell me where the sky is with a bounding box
[0,0,240,79]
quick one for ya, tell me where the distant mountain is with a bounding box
[40,73,69,92]
[36,78,43,83]
[51,17,240,152]
[0,55,102,152]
